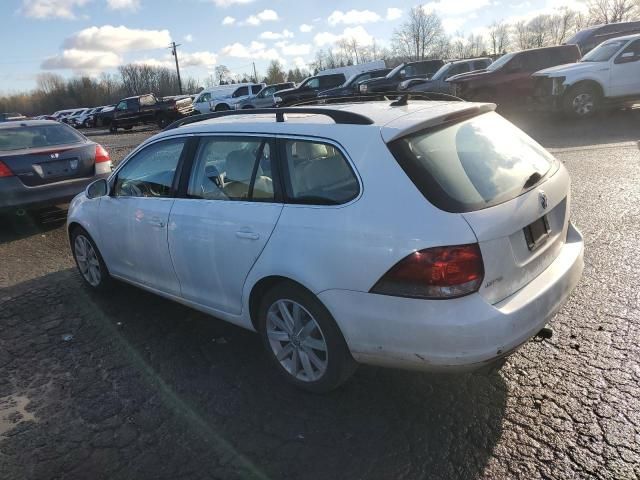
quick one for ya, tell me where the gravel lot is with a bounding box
[0,111,639,479]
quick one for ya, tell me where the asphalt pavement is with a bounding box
[0,112,639,480]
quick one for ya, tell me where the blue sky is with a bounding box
[0,0,586,93]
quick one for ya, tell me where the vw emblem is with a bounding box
[539,190,548,210]
[50,153,59,159]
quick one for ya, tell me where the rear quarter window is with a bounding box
[388,112,558,213]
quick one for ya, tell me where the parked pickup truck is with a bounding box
[110,93,194,132]
[533,34,640,117]
[358,60,445,94]
[448,45,581,104]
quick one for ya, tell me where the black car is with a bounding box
[357,60,445,94]
[317,69,392,98]
[276,74,347,106]
[565,21,640,55]
[0,120,112,212]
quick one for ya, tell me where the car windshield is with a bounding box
[581,39,628,62]
[487,52,516,71]
[430,64,451,81]
[0,124,85,151]
[388,112,556,212]
[387,63,405,78]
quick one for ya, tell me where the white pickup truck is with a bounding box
[533,33,640,117]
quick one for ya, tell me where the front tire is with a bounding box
[71,227,112,291]
[563,84,600,118]
[258,282,357,393]
[215,104,230,112]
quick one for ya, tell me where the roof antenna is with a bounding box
[390,94,409,107]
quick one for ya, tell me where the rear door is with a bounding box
[168,135,283,314]
[387,112,569,304]
[0,123,95,186]
[99,137,188,295]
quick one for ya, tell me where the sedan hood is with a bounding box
[533,62,603,77]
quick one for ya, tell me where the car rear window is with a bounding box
[0,124,85,152]
[388,112,557,213]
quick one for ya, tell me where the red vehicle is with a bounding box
[448,45,581,104]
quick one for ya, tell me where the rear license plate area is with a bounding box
[36,158,79,178]
[524,216,550,251]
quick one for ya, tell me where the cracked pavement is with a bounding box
[0,112,639,479]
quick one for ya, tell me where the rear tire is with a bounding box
[70,227,113,291]
[215,104,230,112]
[157,115,169,129]
[258,282,357,393]
[562,84,600,118]
[124,126,133,131]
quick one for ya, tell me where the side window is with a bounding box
[114,139,186,198]
[283,139,359,205]
[116,101,127,111]
[233,86,249,97]
[448,63,470,77]
[320,75,344,88]
[616,39,640,62]
[187,137,275,201]
[199,93,211,103]
[126,99,138,110]
[251,85,263,94]
[304,78,320,89]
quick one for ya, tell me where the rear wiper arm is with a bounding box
[523,171,543,190]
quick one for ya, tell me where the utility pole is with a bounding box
[252,62,258,83]
[169,42,183,94]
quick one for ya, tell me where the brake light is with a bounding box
[370,244,484,299]
[95,144,110,163]
[0,161,13,178]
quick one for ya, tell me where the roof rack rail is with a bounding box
[164,107,374,131]
[288,91,464,107]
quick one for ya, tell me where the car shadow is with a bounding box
[501,106,640,149]
[1,269,508,480]
[0,206,67,245]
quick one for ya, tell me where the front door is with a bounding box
[99,137,188,296]
[610,39,640,97]
[169,135,283,315]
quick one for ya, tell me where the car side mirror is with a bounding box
[273,96,283,105]
[86,178,109,199]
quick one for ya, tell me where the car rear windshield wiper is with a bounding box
[523,171,543,190]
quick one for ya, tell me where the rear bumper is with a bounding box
[0,173,109,212]
[319,222,584,372]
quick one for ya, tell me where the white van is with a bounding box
[193,83,264,114]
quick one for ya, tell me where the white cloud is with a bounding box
[442,17,467,33]
[21,0,89,20]
[63,25,171,52]
[222,16,236,25]
[41,49,121,72]
[422,0,491,16]
[386,7,402,20]
[328,9,381,26]
[221,41,282,61]
[212,0,254,6]
[299,24,313,33]
[277,42,311,56]
[260,29,294,40]
[106,0,140,11]
[244,9,279,26]
[134,51,217,69]
[505,0,587,23]
[293,57,308,69]
[314,26,374,47]
[184,34,194,42]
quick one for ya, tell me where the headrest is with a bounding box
[293,142,328,160]
[225,150,258,182]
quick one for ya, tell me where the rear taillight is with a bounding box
[95,144,110,163]
[0,161,13,178]
[370,244,484,299]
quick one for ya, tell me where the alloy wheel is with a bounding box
[572,93,594,116]
[74,235,101,287]
[266,299,328,382]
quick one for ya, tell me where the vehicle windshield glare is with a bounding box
[581,39,628,62]
[387,63,405,78]
[486,52,516,71]
[388,112,556,212]
[430,64,450,81]
[0,124,85,151]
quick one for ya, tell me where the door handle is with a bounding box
[235,231,260,240]
[149,217,166,228]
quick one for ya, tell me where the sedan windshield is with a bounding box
[487,52,516,71]
[581,39,628,62]
[0,124,84,151]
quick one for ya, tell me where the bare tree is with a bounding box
[392,7,445,60]
[588,0,640,23]
[214,65,230,85]
[548,8,576,45]
[489,20,511,55]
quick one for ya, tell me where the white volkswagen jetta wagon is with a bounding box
[67,100,584,392]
